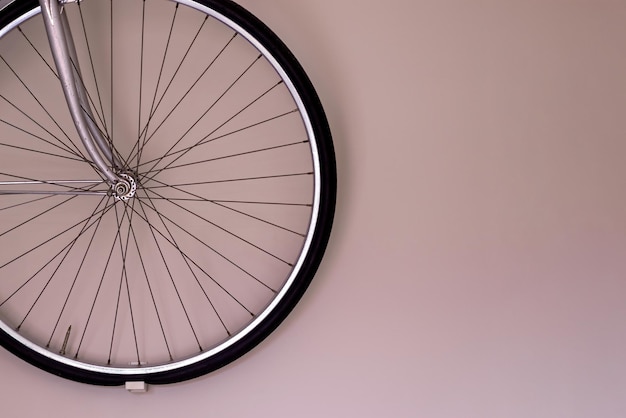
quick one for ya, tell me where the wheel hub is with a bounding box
[113,173,137,201]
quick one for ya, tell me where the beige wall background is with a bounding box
[3,0,626,416]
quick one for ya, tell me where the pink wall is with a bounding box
[2,1,626,416]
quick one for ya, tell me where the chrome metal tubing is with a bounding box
[0,190,108,195]
[38,0,121,185]
[58,9,123,171]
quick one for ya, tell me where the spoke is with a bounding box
[143,171,312,190]
[134,0,147,171]
[13,197,111,331]
[134,2,179,171]
[212,200,306,237]
[0,194,54,212]
[126,13,214,167]
[0,190,107,196]
[46,195,110,347]
[0,196,114,271]
[137,175,308,236]
[109,0,114,160]
[129,199,257,314]
[0,130,86,163]
[136,196,311,207]
[144,186,300,262]
[74,205,120,359]
[0,95,89,161]
[108,238,124,365]
[77,1,110,137]
[135,197,203,352]
[138,193,232,336]
[142,51,262,162]
[138,81,286,183]
[135,109,298,170]
[0,198,114,309]
[119,200,141,366]
[1,233,76,309]
[17,26,57,74]
[129,194,276,293]
[108,201,140,366]
[140,13,208,137]
[124,30,237,166]
[103,202,130,365]
[141,140,307,175]
[127,207,175,360]
[0,54,88,161]
[0,173,108,195]
[18,24,108,132]
[0,194,80,239]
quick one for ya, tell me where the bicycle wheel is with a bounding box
[0,0,335,385]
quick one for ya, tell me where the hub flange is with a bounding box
[113,173,137,201]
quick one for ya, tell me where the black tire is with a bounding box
[0,0,335,385]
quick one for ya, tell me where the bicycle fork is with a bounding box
[38,0,135,200]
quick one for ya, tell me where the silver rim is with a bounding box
[0,0,322,377]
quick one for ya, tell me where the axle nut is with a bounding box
[114,173,137,201]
